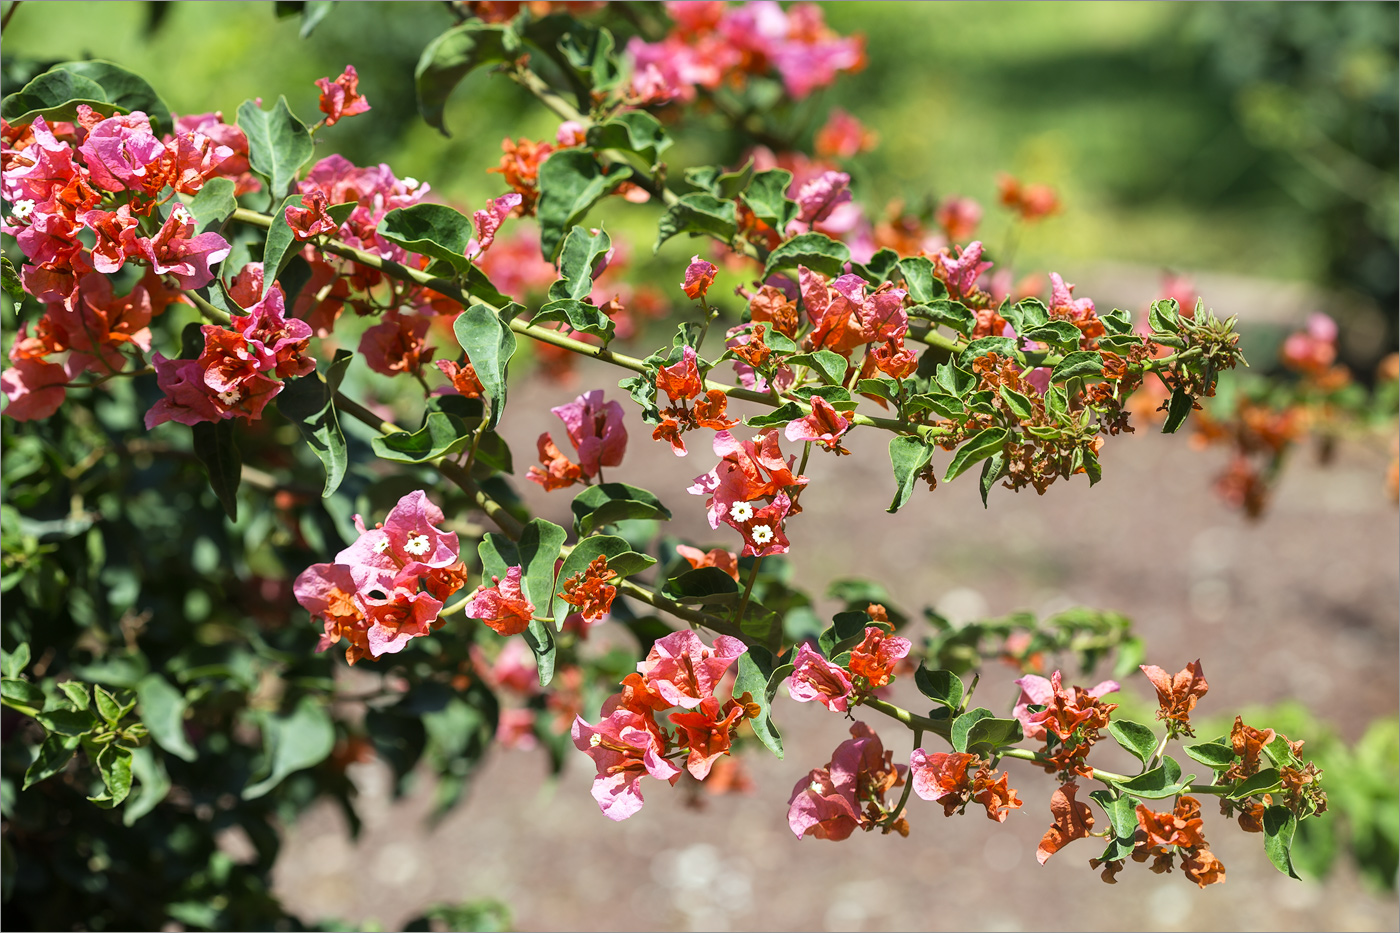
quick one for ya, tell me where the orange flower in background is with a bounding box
[1224,716,1275,782]
[316,65,371,127]
[558,554,618,623]
[490,136,553,215]
[998,174,1059,222]
[526,434,585,491]
[1140,660,1209,735]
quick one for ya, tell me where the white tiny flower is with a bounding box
[373,538,392,554]
[402,176,420,189]
[809,779,824,794]
[750,524,774,545]
[590,733,603,747]
[216,387,242,405]
[404,533,431,557]
[729,501,755,523]
[11,199,35,221]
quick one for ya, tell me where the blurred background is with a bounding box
[2,2,1396,931]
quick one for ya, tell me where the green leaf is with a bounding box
[88,745,134,809]
[554,22,621,98]
[1161,388,1194,434]
[275,350,352,495]
[533,299,616,341]
[135,674,197,762]
[371,412,473,464]
[260,194,309,294]
[950,708,993,753]
[952,708,1022,753]
[122,745,171,826]
[660,567,740,605]
[1,69,113,126]
[887,435,935,513]
[1148,298,1180,334]
[935,361,976,398]
[713,159,756,200]
[1002,297,1049,333]
[23,733,82,788]
[94,685,122,725]
[58,681,90,710]
[1111,756,1194,799]
[378,203,478,274]
[454,303,519,431]
[999,385,1034,420]
[190,421,241,521]
[896,256,947,304]
[1262,734,1303,769]
[959,336,1020,368]
[35,708,98,736]
[856,378,898,401]
[1228,767,1282,799]
[978,452,1005,508]
[536,149,632,261]
[734,647,793,758]
[1263,805,1301,879]
[1184,741,1237,771]
[741,169,799,234]
[817,610,870,659]
[1108,719,1159,766]
[914,665,963,710]
[550,225,611,301]
[654,193,738,251]
[1022,320,1082,349]
[54,60,173,135]
[479,520,566,685]
[763,233,850,280]
[586,110,671,169]
[851,248,900,285]
[242,696,336,799]
[237,96,313,202]
[2,677,44,710]
[744,401,805,429]
[909,299,975,335]
[1,256,22,306]
[185,177,237,236]
[553,536,655,630]
[1089,789,1139,863]
[414,21,520,136]
[571,483,671,536]
[1050,350,1104,383]
[944,427,1009,482]
[787,349,847,386]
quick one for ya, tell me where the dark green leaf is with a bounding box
[1022,320,1082,349]
[243,696,336,799]
[1184,741,1237,770]
[713,160,756,199]
[370,412,473,464]
[787,349,847,386]
[88,745,134,809]
[586,110,671,168]
[123,745,171,826]
[1050,350,1103,383]
[936,361,976,398]
[763,232,850,279]
[553,536,655,630]
[654,194,737,251]
[953,709,1022,753]
[1229,767,1282,799]
[23,733,82,788]
[1,69,113,126]
[1112,756,1194,799]
[1148,298,1180,334]
[136,674,197,762]
[35,708,98,736]
[260,194,308,293]
[536,149,632,260]
[1,256,22,305]
[94,685,122,725]
[660,567,740,605]
[744,401,805,429]
[454,303,519,431]
[734,647,792,758]
[950,707,994,753]
[58,680,90,710]
[550,225,612,301]
[896,256,947,304]
[978,452,1005,508]
[554,23,621,97]
[378,203,477,274]
[185,177,237,236]
[999,385,1034,420]
[914,665,963,709]
[190,421,240,521]
[479,518,567,630]
[910,299,975,335]
[887,435,935,513]
[1263,805,1301,879]
[570,483,671,536]
[817,610,870,659]
[959,336,1019,368]
[851,248,900,285]
[944,427,1009,482]
[1089,789,1139,862]
[533,299,616,340]
[1003,297,1049,333]
[276,350,352,495]
[1161,388,1194,434]
[55,60,173,134]
[414,21,520,136]
[855,378,898,401]
[741,168,799,234]
[1263,735,1303,769]
[237,96,313,201]
[1108,719,1159,765]
[2,678,44,710]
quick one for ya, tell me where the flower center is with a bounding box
[750,524,774,545]
[216,387,242,405]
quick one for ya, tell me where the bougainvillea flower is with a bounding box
[747,283,800,338]
[316,65,372,127]
[787,643,855,712]
[526,433,586,491]
[295,561,371,663]
[1012,671,1119,743]
[692,388,737,430]
[998,175,1059,222]
[285,189,338,240]
[910,749,978,815]
[636,629,745,709]
[656,345,704,402]
[1036,781,1095,864]
[463,566,535,636]
[725,491,793,557]
[335,489,461,588]
[489,136,553,215]
[81,204,140,273]
[550,389,628,478]
[669,695,746,780]
[126,203,231,291]
[815,108,877,160]
[1140,660,1208,733]
[557,554,618,624]
[471,191,522,257]
[971,765,1022,823]
[828,721,905,829]
[785,395,851,453]
[787,766,862,841]
[675,544,739,580]
[935,196,982,242]
[77,111,166,193]
[359,311,434,378]
[230,284,315,379]
[799,266,908,356]
[434,359,485,397]
[572,706,680,820]
[687,429,808,529]
[792,170,851,229]
[0,355,68,421]
[359,585,444,657]
[681,256,717,300]
[1048,272,1095,319]
[1131,796,1226,887]
[143,353,223,428]
[847,625,912,688]
[930,241,991,302]
[1224,716,1276,782]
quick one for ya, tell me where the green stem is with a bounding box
[881,726,922,832]
[185,290,231,326]
[734,555,763,627]
[858,696,952,740]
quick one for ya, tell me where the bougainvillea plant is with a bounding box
[3,5,1392,925]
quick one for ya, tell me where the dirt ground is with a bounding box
[273,271,1400,932]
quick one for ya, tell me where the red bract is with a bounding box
[359,311,434,378]
[316,65,372,127]
[77,111,166,193]
[681,255,717,299]
[656,345,704,403]
[490,137,553,215]
[0,352,68,421]
[687,428,808,530]
[231,284,315,379]
[548,388,628,478]
[557,554,618,624]
[527,434,586,491]
[785,395,851,454]
[572,705,680,821]
[815,108,877,160]
[847,625,912,688]
[998,174,1060,222]
[669,695,746,779]
[787,643,854,712]
[127,203,231,291]
[725,490,793,557]
[930,240,992,303]
[1140,660,1209,735]
[464,566,535,637]
[935,196,982,242]
[1035,781,1095,864]
[471,191,522,257]
[285,190,338,240]
[636,630,745,709]
[675,544,739,580]
[788,722,905,841]
[1131,796,1226,887]
[799,266,907,356]
[1012,670,1119,743]
[434,359,485,397]
[910,750,978,816]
